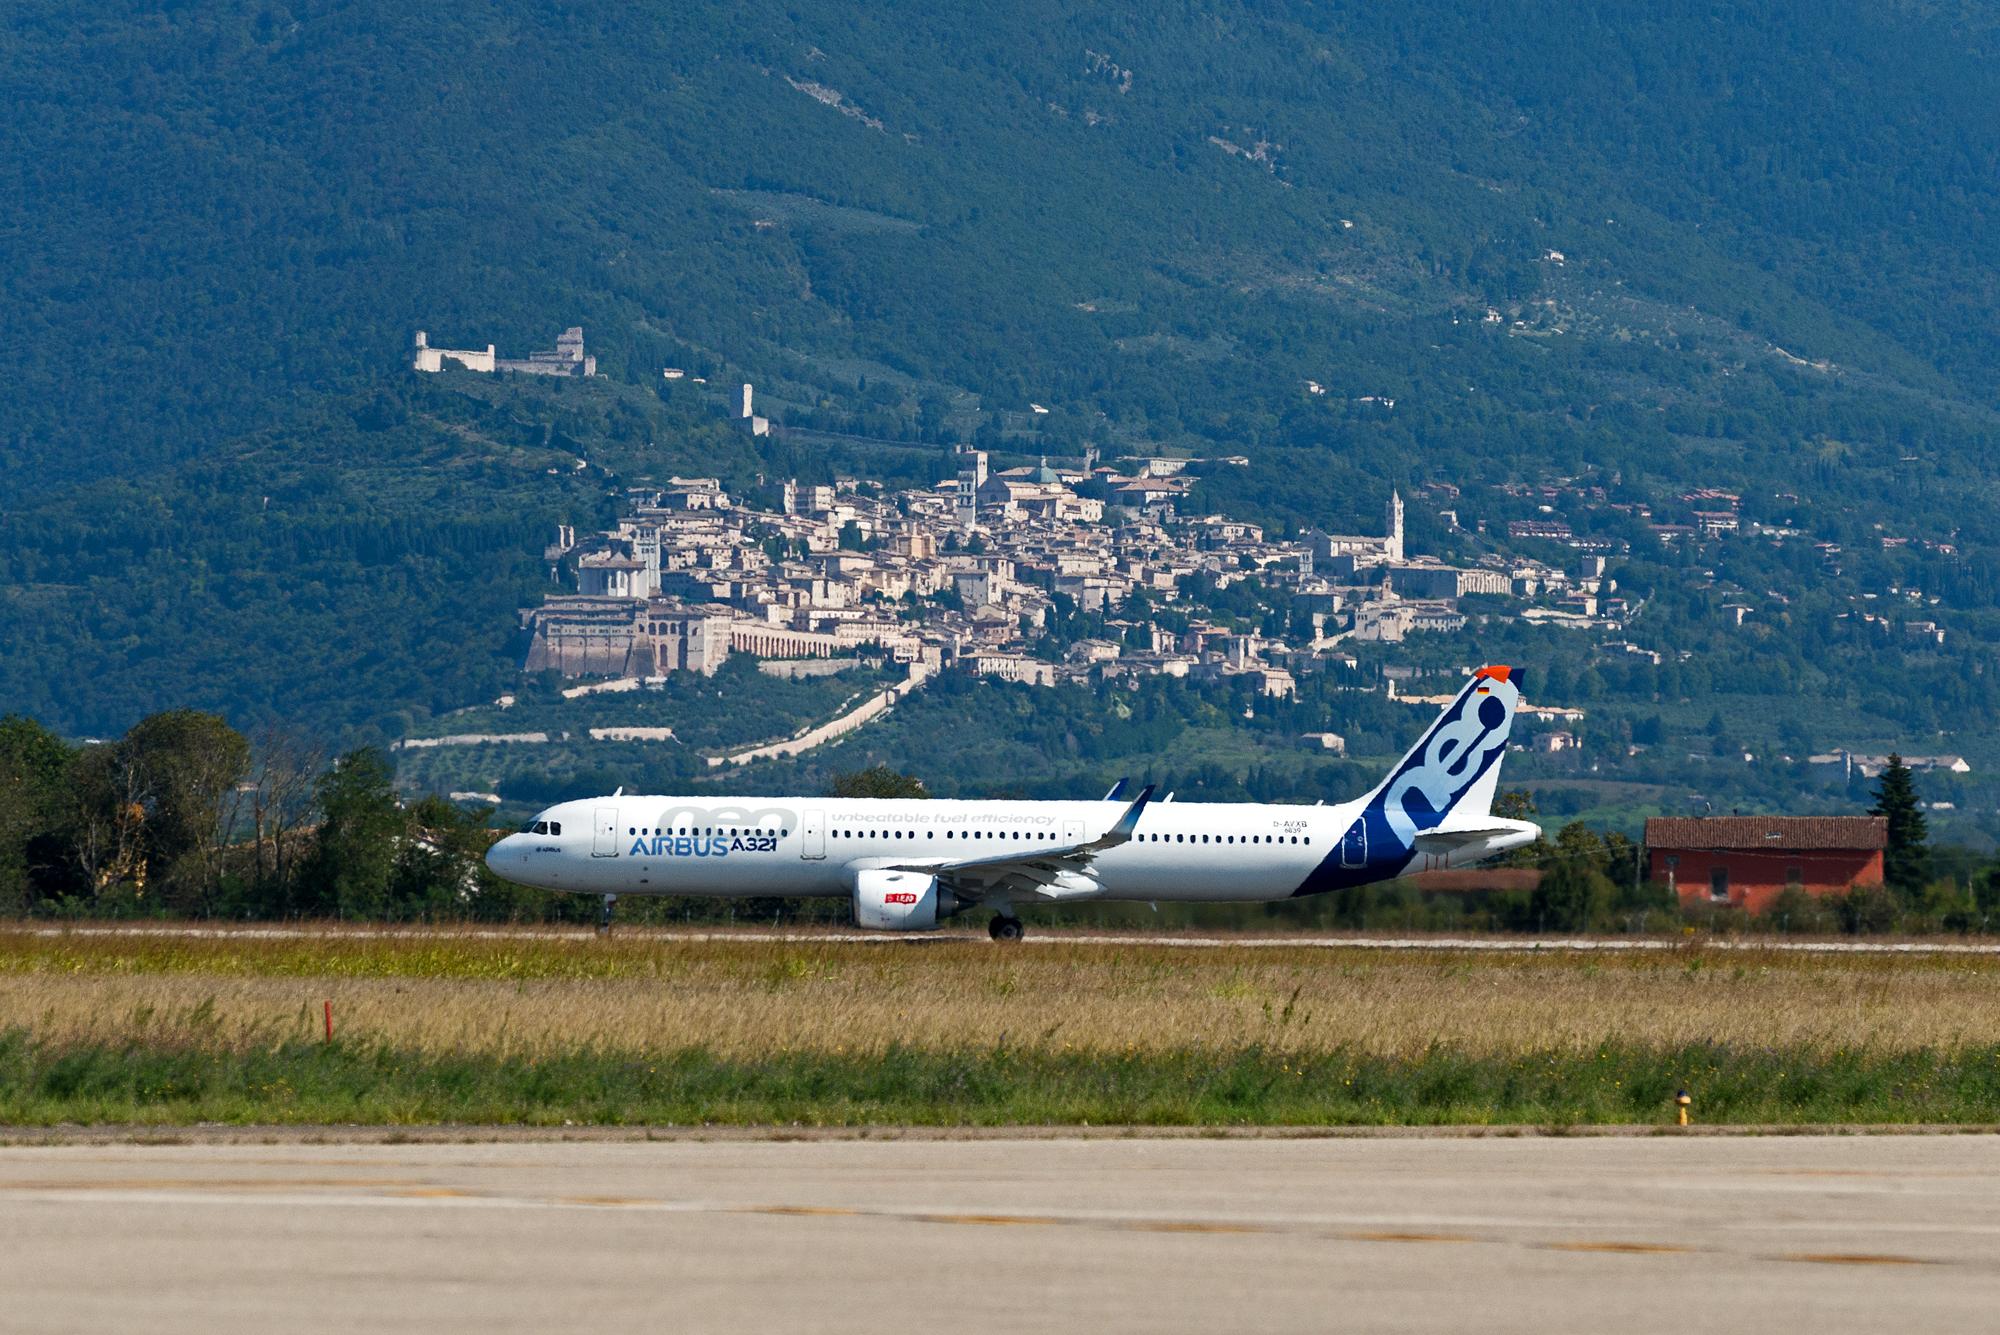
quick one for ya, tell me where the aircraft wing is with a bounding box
[882,785,1154,900]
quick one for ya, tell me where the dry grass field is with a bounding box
[4,926,1998,1058]
[5,927,1998,1127]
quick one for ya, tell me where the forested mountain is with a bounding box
[3,2,1998,785]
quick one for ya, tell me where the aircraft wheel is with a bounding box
[988,915,1025,943]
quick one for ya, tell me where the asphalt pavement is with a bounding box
[2,1133,1996,1333]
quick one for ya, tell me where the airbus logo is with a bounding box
[629,832,782,858]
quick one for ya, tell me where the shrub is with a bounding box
[1760,884,1836,935]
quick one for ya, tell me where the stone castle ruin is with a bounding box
[412,327,597,377]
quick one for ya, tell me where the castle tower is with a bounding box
[739,383,755,419]
[1385,489,1405,563]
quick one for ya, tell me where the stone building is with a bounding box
[413,327,596,377]
[522,598,730,677]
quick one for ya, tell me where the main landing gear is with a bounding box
[988,914,1025,943]
[598,893,617,935]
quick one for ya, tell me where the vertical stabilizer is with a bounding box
[1362,666,1521,844]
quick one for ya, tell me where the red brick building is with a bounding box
[1644,816,1886,914]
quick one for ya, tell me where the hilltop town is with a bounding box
[521,383,1622,705]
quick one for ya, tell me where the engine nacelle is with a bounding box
[852,869,964,931]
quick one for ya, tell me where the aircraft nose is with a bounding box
[485,835,521,876]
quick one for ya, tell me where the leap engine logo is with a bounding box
[1376,674,1517,848]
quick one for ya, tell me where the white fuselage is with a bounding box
[484,794,1532,904]
[484,667,1541,920]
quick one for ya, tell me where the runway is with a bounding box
[3,1135,1997,1333]
[19,922,2000,954]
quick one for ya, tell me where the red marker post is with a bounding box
[324,1000,334,1042]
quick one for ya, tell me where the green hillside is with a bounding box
[3,1,1999,828]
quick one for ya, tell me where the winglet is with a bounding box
[1103,783,1155,844]
[1103,777,1130,801]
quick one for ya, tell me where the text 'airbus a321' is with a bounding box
[485,665,1540,939]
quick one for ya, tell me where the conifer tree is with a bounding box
[1870,754,1931,901]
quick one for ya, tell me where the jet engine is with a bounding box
[852,869,966,931]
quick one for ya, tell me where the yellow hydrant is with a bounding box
[1675,1089,1693,1127]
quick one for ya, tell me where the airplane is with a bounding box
[483,665,1540,939]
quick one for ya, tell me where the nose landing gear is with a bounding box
[988,914,1025,943]
[598,894,617,935]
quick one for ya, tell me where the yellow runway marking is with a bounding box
[909,1212,1065,1227]
[1543,1241,1694,1255]
[1,1178,1964,1272]
[1120,1220,1272,1235]
[1779,1252,1936,1266]
[0,1176,424,1193]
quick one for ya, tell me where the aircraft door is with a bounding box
[1062,820,1085,846]
[1340,817,1367,868]
[593,807,620,857]
[802,809,826,860]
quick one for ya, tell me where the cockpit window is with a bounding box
[549,822,561,836]
[527,820,553,835]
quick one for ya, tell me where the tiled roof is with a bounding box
[1405,869,1544,893]
[1643,816,1886,852]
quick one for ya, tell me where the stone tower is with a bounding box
[1385,489,1405,562]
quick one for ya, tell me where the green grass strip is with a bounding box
[3,1032,1999,1127]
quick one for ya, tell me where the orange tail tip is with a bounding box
[1474,665,1513,682]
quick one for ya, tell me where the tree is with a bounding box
[298,748,403,919]
[1527,859,1614,932]
[391,795,492,919]
[1492,790,1547,867]
[828,766,929,800]
[0,716,76,912]
[69,743,150,902]
[1974,867,2000,931]
[1870,754,1931,902]
[115,710,250,914]
[244,728,325,904]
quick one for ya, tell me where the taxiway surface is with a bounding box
[2,1134,1995,1333]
